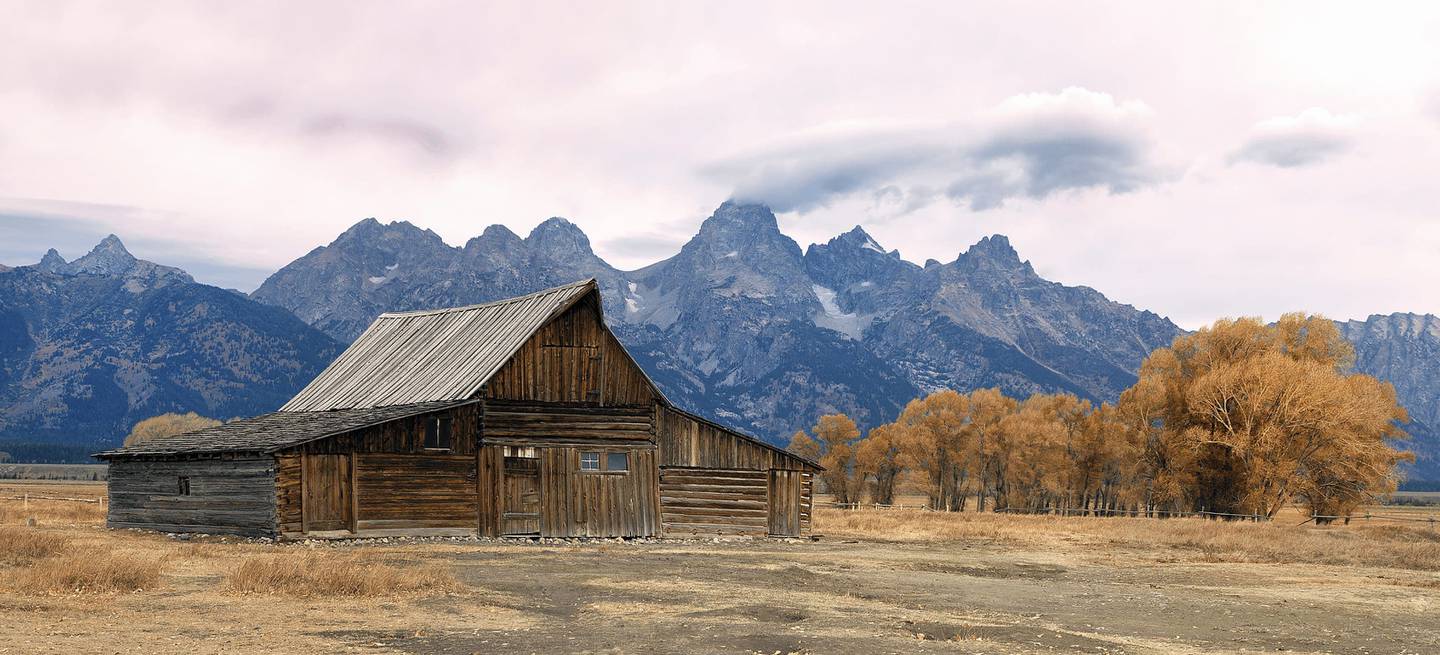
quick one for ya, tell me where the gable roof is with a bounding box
[282,279,606,412]
[95,400,473,459]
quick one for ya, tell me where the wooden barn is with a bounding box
[95,279,819,539]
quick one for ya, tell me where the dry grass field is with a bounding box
[2,481,1438,654]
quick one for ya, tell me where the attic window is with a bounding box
[424,416,453,450]
[177,476,191,496]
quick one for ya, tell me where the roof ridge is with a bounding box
[377,278,596,318]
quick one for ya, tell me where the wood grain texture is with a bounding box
[655,406,817,472]
[659,468,769,536]
[107,457,277,537]
[354,453,477,531]
[485,293,655,406]
[537,446,658,538]
[284,403,481,456]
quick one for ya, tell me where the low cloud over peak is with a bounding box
[1228,108,1360,168]
[705,87,1164,214]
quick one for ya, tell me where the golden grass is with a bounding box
[0,527,72,564]
[224,552,463,597]
[816,507,1440,571]
[0,496,106,526]
[6,547,163,595]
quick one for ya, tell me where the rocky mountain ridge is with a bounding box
[0,236,339,445]
[249,201,1186,440]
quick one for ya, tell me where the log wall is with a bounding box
[659,467,769,536]
[482,400,653,444]
[354,453,477,533]
[107,457,277,537]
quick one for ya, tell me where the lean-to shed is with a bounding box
[96,279,819,538]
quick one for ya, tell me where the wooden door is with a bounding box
[302,454,352,532]
[502,456,541,535]
[768,470,803,536]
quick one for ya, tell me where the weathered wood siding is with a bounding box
[767,469,804,536]
[484,295,654,405]
[659,467,769,536]
[107,457,276,537]
[655,406,810,471]
[476,445,503,537]
[483,400,653,444]
[283,403,481,456]
[355,454,477,533]
[539,446,658,537]
[800,472,813,533]
[276,454,302,534]
[275,404,481,537]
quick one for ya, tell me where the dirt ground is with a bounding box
[2,482,1438,654]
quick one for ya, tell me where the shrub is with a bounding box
[8,548,163,594]
[0,527,71,565]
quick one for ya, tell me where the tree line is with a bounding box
[788,314,1412,522]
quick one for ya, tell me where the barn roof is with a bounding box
[282,278,604,412]
[94,400,473,459]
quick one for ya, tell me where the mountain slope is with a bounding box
[1340,313,1440,480]
[0,237,340,445]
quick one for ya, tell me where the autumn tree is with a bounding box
[1123,314,1411,518]
[894,390,973,510]
[124,412,222,446]
[855,423,903,505]
[969,388,1018,511]
[793,414,865,506]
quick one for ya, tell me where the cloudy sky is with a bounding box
[2,2,1438,328]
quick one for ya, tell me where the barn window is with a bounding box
[606,452,629,472]
[424,416,453,450]
[177,476,191,496]
[580,452,601,471]
[504,446,536,458]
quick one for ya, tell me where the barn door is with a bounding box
[302,454,353,533]
[502,455,542,535]
[768,470,803,536]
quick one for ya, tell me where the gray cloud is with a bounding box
[1228,108,1358,168]
[0,200,273,291]
[704,88,1162,213]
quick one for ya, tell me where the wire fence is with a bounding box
[1,493,105,506]
[827,501,1439,529]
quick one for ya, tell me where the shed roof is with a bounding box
[281,279,599,412]
[94,400,473,459]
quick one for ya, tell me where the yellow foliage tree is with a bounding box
[123,412,222,446]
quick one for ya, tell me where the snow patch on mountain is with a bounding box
[811,284,870,340]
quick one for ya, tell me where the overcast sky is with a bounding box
[2,2,1438,328]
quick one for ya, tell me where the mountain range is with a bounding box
[3,201,1436,480]
[0,237,339,450]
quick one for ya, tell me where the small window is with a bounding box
[177,476,191,496]
[504,446,537,459]
[580,452,601,471]
[424,416,453,450]
[606,452,629,472]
